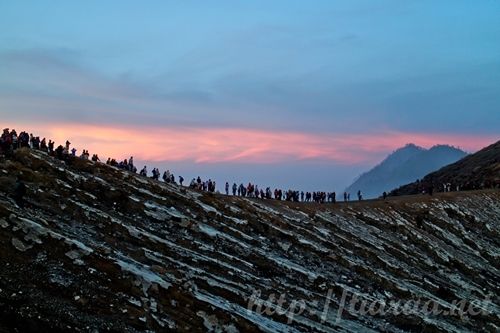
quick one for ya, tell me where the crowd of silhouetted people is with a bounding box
[220,183,342,203]
[2,127,494,205]
[0,127,358,204]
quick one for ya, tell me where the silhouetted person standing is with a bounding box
[55,145,64,160]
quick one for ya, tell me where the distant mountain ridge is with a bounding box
[390,139,500,196]
[346,143,467,198]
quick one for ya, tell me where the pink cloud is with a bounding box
[4,122,497,165]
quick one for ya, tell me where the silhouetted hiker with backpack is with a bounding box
[40,138,47,151]
[55,145,64,160]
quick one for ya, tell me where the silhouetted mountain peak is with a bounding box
[346,143,467,198]
[428,144,465,153]
[393,143,424,154]
[372,143,424,173]
[391,140,500,195]
[403,143,420,149]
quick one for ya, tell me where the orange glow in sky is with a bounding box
[4,122,497,165]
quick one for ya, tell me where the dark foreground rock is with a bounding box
[0,149,499,332]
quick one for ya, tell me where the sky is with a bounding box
[1,1,499,192]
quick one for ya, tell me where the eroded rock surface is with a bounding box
[0,149,498,332]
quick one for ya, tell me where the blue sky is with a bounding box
[1,1,499,191]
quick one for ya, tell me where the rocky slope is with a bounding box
[391,140,500,196]
[0,148,499,332]
[346,144,467,199]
